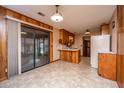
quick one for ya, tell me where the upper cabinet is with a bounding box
[59,29,75,46]
[100,24,109,35]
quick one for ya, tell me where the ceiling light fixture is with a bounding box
[21,32,27,35]
[85,29,91,35]
[51,5,63,22]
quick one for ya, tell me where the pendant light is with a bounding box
[85,29,91,35]
[51,5,63,22]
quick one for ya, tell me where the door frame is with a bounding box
[82,35,91,57]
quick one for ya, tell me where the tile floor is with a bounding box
[0,57,118,88]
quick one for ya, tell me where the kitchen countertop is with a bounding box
[98,51,116,54]
[58,48,80,51]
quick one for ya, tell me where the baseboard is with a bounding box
[52,59,60,62]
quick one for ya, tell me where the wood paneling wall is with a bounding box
[98,53,116,81]
[0,15,7,81]
[117,5,124,88]
[0,6,54,62]
[50,32,53,63]
[0,6,53,30]
[0,6,54,81]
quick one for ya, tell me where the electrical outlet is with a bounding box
[5,68,7,72]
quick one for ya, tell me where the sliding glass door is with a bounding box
[35,33,49,67]
[21,26,49,73]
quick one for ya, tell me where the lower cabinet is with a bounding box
[98,53,116,81]
[60,50,80,63]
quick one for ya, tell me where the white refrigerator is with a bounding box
[91,35,110,68]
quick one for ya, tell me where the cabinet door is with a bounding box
[65,31,69,45]
[59,30,64,44]
[75,51,80,63]
[63,51,67,61]
[100,24,109,35]
[60,51,64,60]
[63,31,66,45]
[71,51,76,63]
[66,51,72,62]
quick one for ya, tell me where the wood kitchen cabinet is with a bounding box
[98,53,116,81]
[59,29,75,45]
[100,24,109,35]
[59,50,80,64]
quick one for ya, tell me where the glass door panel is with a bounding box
[44,36,50,64]
[21,28,35,72]
[35,32,49,67]
[35,35,43,67]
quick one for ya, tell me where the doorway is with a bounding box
[21,25,50,72]
[83,36,91,57]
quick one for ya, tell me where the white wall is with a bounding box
[72,34,84,56]
[52,28,62,61]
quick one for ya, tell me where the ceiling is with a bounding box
[3,5,116,33]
